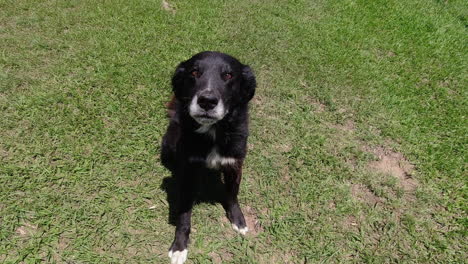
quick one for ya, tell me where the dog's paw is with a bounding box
[232,223,249,235]
[168,249,188,264]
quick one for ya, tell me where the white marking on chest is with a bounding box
[195,124,211,133]
[206,147,236,169]
[195,125,215,140]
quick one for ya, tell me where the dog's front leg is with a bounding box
[169,164,197,264]
[223,161,248,235]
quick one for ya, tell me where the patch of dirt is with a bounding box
[312,100,326,112]
[161,0,175,14]
[351,183,383,205]
[247,142,255,150]
[345,156,358,171]
[343,119,356,131]
[209,251,233,264]
[303,95,326,113]
[0,146,10,161]
[366,146,418,192]
[252,94,265,106]
[375,49,397,58]
[332,119,355,132]
[387,51,396,57]
[439,79,451,88]
[16,223,37,237]
[344,215,359,230]
[57,233,71,251]
[419,77,430,86]
[280,165,290,181]
[274,143,293,153]
[258,252,295,264]
[243,206,263,236]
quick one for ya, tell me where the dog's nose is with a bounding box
[197,94,218,111]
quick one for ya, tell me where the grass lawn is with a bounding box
[0,0,466,263]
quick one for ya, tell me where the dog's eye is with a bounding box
[223,73,233,80]
[191,70,201,78]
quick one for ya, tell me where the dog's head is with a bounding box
[172,51,256,126]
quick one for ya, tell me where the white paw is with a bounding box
[168,249,188,264]
[232,224,249,235]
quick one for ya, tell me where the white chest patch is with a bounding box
[195,124,211,133]
[206,147,236,169]
[191,127,235,168]
[195,125,216,140]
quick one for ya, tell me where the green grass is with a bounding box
[1,0,466,263]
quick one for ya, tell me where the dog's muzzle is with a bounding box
[189,93,226,125]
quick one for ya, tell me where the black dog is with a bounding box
[161,51,256,263]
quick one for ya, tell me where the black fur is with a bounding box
[161,51,256,259]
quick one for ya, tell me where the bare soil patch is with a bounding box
[280,164,290,182]
[332,119,356,132]
[258,252,295,264]
[161,0,175,14]
[209,251,233,264]
[344,215,359,230]
[366,146,418,192]
[305,96,326,112]
[243,206,263,236]
[351,183,383,205]
[252,94,265,106]
[16,222,38,237]
[274,143,293,153]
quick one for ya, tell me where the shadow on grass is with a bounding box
[160,167,227,226]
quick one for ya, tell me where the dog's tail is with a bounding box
[166,95,176,119]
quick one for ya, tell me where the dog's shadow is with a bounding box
[160,167,226,226]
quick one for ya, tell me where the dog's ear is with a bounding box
[171,62,187,100]
[240,65,256,103]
